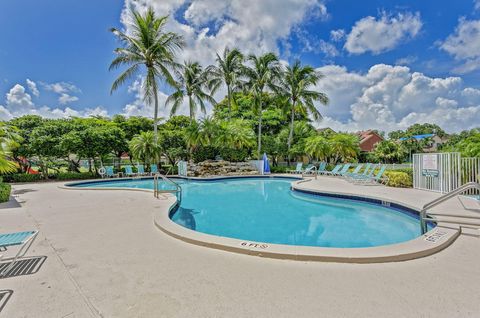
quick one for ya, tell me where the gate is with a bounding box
[413,153,461,193]
[461,157,480,194]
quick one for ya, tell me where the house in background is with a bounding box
[399,134,448,152]
[357,130,384,152]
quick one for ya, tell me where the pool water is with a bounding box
[72,177,431,248]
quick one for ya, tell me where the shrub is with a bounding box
[0,183,11,203]
[56,172,97,181]
[385,171,412,188]
[160,165,178,175]
[191,146,216,163]
[219,148,249,162]
[2,173,44,183]
[270,166,294,173]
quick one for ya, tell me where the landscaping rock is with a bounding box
[187,160,258,177]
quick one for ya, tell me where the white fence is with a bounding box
[461,157,480,194]
[413,153,462,193]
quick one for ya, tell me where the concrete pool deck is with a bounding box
[1,176,479,317]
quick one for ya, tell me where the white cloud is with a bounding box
[475,0,480,10]
[344,12,422,55]
[122,0,328,65]
[330,29,345,42]
[26,79,39,97]
[314,64,480,133]
[40,81,81,104]
[58,93,79,105]
[439,18,480,74]
[0,83,107,121]
[296,28,339,57]
[395,55,417,66]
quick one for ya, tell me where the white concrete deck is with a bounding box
[1,177,479,317]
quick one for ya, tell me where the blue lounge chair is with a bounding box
[0,231,38,277]
[344,164,363,178]
[136,164,147,176]
[150,164,158,175]
[335,163,352,176]
[353,165,388,185]
[319,164,343,176]
[346,163,374,181]
[316,162,327,174]
[303,164,317,175]
[104,166,120,178]
[287,163,303,174]
[124,165,136,177]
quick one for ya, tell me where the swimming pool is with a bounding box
[71,177,432,248]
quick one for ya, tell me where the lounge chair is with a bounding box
[346,163,374,181]
[302,164,317,175]
[124,165,137,177]
[353,165,388,185]
[104,166,120,178]
[319,164,343,176]
[287,163,303,174]
[0,231,38,277]
[316,162,327,174]
[343,164,363,178]
[150,164,159,176]
[334,163,352,176]
[136,164,148,176]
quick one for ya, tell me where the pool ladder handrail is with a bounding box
[153,173,182,204]
[420,182,480,234]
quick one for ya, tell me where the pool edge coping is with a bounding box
[61,175,461,263]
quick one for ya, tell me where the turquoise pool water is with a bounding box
[72,177,430,248]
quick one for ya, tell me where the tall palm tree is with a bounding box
[207,47,244,119]
[279,60,329,162]
[166,61,216,120]
[329,133,360,163]
[0,123,20,173]
[243,53,281,159]
[129,131,162,167]
[305,135,331,162]
[109,8,184,137]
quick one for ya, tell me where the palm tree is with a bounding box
[109,8,184,137]
[166,61,216,120]
[243,53,281,159]
[207,47,244,119]
[216,119,256,150]
[0,123,22,173]
[279,60,329,162]
[305,135,331,162]
[329,133,360,163]
[129,131,162,167]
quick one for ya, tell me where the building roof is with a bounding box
[399,133,435,141]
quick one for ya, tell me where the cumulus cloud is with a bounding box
[40,81,81,104]
[314,64,480,133]
[0,83,107,120]
[122,0,328,65]
[26,79,39,97]
[344,12,422,55]
[439,18,480,74]
[330,29,345,42]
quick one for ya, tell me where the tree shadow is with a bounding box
[12,189,37,195]
[0,290,13,313]
[0,197,23,209]
[0,256,47,279]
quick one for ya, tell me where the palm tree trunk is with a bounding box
[287,99,296,165]
[153,79,159,141]
[227,85,232,120]
[257,95,262,160]
[189,95,194,121]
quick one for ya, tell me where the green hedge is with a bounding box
[56,172,97,181]
[270,166,294,173]
[0,183,11,203]
[2,174,44,183]
[385,171,413,188]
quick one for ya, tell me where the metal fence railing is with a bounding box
[461,157,480,195]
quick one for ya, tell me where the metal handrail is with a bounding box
[420,182,480,234]
[153,173,182,204]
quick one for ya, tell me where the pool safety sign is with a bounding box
[422,155,439,177]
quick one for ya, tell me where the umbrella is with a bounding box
[262,153,270,174]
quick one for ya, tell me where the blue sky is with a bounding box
[1,0,479,132]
